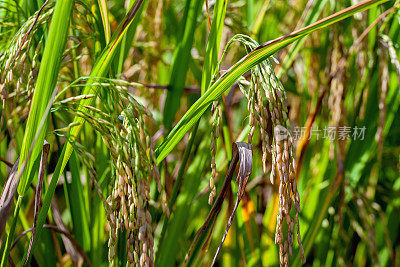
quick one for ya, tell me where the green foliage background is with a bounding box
[0,0,399,266]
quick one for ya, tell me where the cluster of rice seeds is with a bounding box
[0,7,52,124]
[259,61,305,266]
[328,37,346,158]
[228,35,271,171]
[2,39,42,135]
[328,39,344,126]
[105,111,160,267]
[217,35,304,265]
[239,57,304,265]
[245,69,271,172]
[375,44,389,158]
[55,82,169,266]
[0,5,52,91]
[26,41,42,97]
[1,3,93,104]
[380,35,400,84]
[209,101,221,205]
[107,155,153,266]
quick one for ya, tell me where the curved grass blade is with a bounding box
[201,0,227,94]
[97,0,111,44]
[64,151,91,251]
[211,142,252,266]
[162,0,203,129]
[155,0,389,164]
[184,142,252,266]
[25,141,50,266]
[0,158,20,237]
[251,0,271,35]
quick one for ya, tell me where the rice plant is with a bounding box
[1,0,399,266]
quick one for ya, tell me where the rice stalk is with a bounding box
[208,101,221,205]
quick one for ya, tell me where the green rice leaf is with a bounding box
[155,0,389,164]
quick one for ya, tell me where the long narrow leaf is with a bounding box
[155,0,389,164]
[17,0,73,196]
[162,0,203,129]
[1,0,74,265]
[201,0,227,94]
